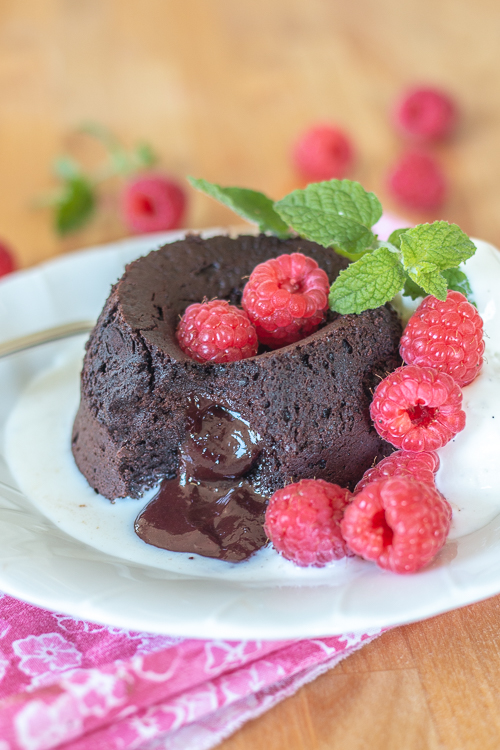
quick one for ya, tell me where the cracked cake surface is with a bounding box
[72,233,402,500]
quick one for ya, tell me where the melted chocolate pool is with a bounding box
[135,400,268,562]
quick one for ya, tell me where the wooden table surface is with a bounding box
[1,1,500,748]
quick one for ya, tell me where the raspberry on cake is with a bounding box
[341,475,452,573]
[176,299,258,363]
[370,365,466,451]
[354,449,439,494]
[241,252,330,348]
[400,291,484,387]
[264,478,352,567]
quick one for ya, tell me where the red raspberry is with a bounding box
[264,479,353,567]
[0,241,16,278]
[341,476,452,573]
[387,151,447,210]
[122,173,186,233]
[176,300,258,364]
[370,365,466,451]
[292,125,354,181]
[242,253,329,349]
[394,86,457,141]
[400,291,484,387]
[355,450,439,494]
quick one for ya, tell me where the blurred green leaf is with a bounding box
[55,177,95,235]
[135,142,158,169]
[53,157,82,180]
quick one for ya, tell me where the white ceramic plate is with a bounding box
[1,228,500,640]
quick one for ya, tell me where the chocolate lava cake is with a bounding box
[72,233,402,501]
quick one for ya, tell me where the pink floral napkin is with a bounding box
[0,594,383,750]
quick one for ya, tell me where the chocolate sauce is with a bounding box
[134,479,267,562]
[135,401,268,562]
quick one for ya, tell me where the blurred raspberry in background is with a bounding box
[292,124,354,181]
[394,86,458,142]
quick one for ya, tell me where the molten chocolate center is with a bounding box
[134,400,268,562]
[183,403,260,481]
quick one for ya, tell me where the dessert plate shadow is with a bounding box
[0,228,500,640]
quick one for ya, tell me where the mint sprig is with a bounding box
[272,182,475,310]
[275,180,382,260]
[327,220,476,313]
[390,227,476,304]
[189,177,290,239]
[399,222,476,290]
[180,175,477,313]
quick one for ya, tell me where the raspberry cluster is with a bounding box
[176,252,330,361]
[264,470,451,574]
[291,86,457,211]
[265,288,484,574]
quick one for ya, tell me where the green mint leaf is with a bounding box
[55,177,95,235]
[276,202,373,260]
[387,228,412,250]
[189,177,290,238]
[442,267,475,304]
[400,221,476,275]
[291,179,382,227]
[275,180,381,258]
[275,179,382,228]
[403,274,427,300]
[328,247,406,314]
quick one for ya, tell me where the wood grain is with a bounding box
[1,1,500,748]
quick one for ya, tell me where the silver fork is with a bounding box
[0,321,95,358]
